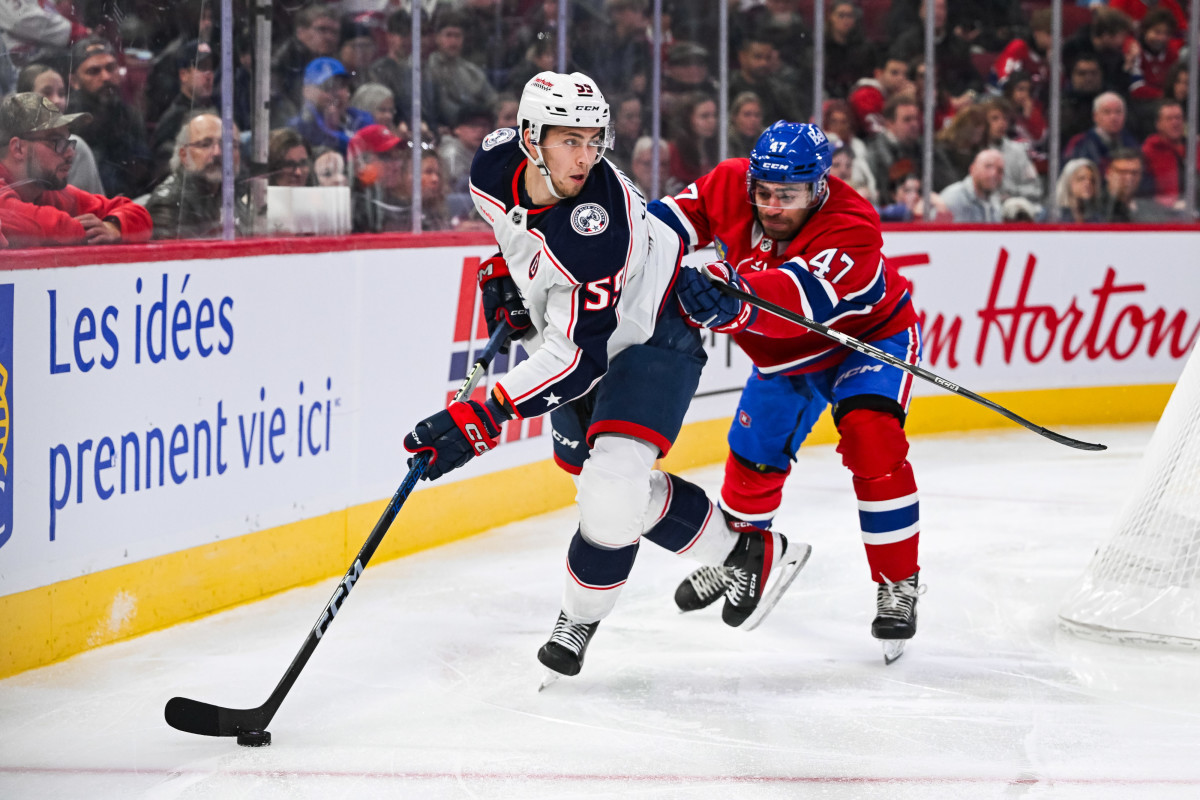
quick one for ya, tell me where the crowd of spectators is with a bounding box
[0,0,1195,246]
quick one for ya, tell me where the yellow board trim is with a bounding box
[0,384,1172,678]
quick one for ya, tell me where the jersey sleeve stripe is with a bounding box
[529,230,580,284]
[653,196,698,249]
[469,182,505,217]
[511,345,583,402]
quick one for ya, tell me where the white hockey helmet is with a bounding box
[517,72,613,197]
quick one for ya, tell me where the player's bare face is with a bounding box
[530,126,605,201]
[752,181,813,240]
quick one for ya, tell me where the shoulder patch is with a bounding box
[482,128,516,151]
[570,203,609,236]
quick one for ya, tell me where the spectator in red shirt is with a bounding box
[0,93,151,248]
[1141,99,1197,211]
[992,8,1051,99]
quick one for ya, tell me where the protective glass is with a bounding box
[750,180,819,210]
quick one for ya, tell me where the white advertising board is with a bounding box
[1,229,1197,597]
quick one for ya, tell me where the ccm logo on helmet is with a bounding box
[577,105,601,111]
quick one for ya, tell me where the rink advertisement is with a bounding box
[0,227,1196,676]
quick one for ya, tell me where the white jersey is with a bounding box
[469,129,683,419]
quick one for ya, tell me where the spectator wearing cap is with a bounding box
[426,10,496,132]
[145,110,250,239]
[0,93,151,247]
[271,3,341,127]
[16,63,103,194]
[141,1,215,125]
[149,40,216,183]
[1064,92,1142,179]
[661,42,719,123]
[438,105,494,198]
[349,123,411,233]
[65,37,152,199]
[288,57,374,156]
[939,149,1005,224]
[368,8,439,134]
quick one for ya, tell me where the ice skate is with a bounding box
[674,565,733,612]
[722,530,811,630]
[872,572,923,664]
[537,611,600,682]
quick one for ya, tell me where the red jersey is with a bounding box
[992,38,1048,93]
[649,159,918,374]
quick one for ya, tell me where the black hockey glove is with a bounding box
[676,262,757,333]
[478,254,532,353]
[403,397,508,481]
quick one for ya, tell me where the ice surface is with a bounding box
[3,425,1200,799]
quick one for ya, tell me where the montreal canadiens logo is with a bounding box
[482,128,516,151]
[571,203,608,235]
[738,410,752,427]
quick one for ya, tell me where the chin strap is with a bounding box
[529,143,566,201]
[519,125,566,201]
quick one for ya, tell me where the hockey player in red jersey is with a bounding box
[649,121,925,663]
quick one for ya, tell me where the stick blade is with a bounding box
[165,696,266,738]
[165,696,224,736]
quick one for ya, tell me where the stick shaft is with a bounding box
[713,281,1105,452]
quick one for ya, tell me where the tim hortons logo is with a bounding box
[905,248,1199,370]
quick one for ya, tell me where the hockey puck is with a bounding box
[236,730,272,747]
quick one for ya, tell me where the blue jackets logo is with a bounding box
[571,204,608,236]
[0,284,13,550]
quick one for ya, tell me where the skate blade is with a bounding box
[881,640,906,665]
[741,542,813,632]
[538,669,562,692]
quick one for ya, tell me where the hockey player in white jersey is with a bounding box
[403,71,810,680]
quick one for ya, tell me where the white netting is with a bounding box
[1058,345,1200,649]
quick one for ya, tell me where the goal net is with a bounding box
[1058,345,1200,649]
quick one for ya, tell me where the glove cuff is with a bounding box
[478,254,510,285]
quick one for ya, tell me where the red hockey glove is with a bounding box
[479,255,532,353]
[676,262,757,334]
[403,398,507,481]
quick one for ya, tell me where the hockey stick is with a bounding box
[164,322,515,745]
[709,279,1106,452]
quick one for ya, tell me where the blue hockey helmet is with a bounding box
[747,121,833,209]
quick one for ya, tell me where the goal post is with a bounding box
[1058,345,1200,649]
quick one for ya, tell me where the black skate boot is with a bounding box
[674,565,733,612]
[872,572,923,664]
[722,529,812,630]
[537,611,600,678]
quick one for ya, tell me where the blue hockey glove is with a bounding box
[478,255,531,353]
[404,398,508,481]
[676,262,757,333]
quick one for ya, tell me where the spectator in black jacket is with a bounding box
[149,40,215,183]
[66,37,152,198]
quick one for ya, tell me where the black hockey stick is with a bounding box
[164,322,515,745]
[709,279,1106,452]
